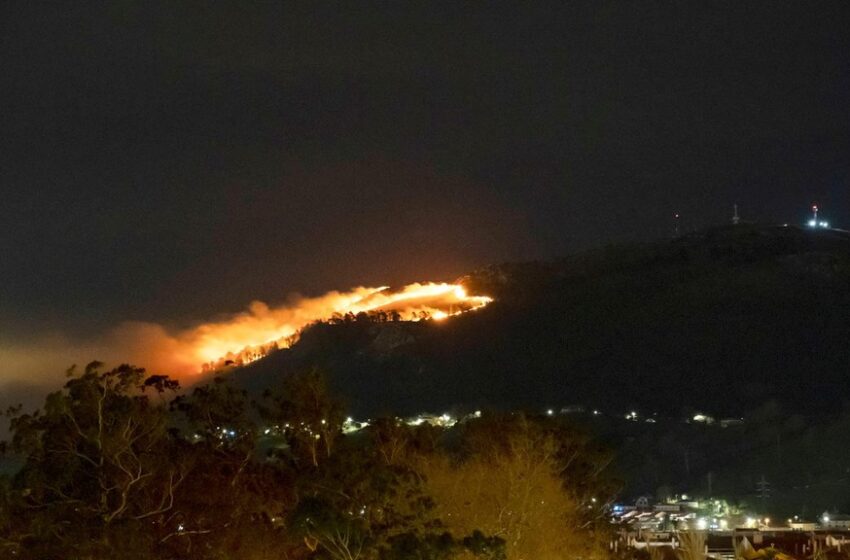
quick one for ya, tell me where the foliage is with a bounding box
[0,364,616,559]
[675,531,705,560]
[420,413,615,560]
[258,367,345,468]
[2,362,184,558]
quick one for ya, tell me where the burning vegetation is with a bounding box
[0,282,492,390]
[193,282,492,373]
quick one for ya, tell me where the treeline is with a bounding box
[0,363,618,560]
[328,310,405,324]
[200,310,427,373]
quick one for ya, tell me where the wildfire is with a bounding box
[0,283,492,389]
[183,282,492,374]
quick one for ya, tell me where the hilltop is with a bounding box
[218,223,850,513]
[227,223,850,419]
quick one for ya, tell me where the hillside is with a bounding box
[217,223,850,513]
[227,223,850,419]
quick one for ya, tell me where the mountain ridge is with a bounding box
[224,223,850,419]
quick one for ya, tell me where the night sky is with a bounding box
[2,1,850,339]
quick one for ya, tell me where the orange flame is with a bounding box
[180,282,491,374]
[0,283,491,390]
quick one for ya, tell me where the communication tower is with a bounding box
[808,204,829,228]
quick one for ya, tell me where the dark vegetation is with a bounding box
[0,363,616,559]
[3,223,849,558]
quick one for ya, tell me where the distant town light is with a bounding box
[808,220,817,227]
[546,409,554,416]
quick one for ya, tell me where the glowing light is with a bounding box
[808,220,817,227]
[187,282,492,373]
[697,518,707,530]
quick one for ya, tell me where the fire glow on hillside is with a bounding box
[0,283,492,392]
[187,282,492,373]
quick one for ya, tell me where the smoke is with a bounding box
[0,282,491,408]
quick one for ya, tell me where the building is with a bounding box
[821,513,850,530]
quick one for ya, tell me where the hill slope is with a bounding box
[228,224,850,419]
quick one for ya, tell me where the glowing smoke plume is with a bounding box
[190,282,491,372]
[0,282,491,395]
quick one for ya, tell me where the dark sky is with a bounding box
[2,1,849,336]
